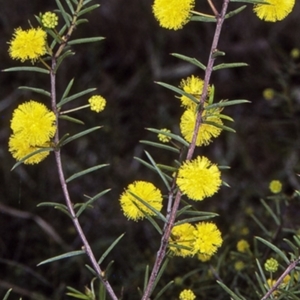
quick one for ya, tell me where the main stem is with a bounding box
[142,1,230,299]
[51,58,118,300]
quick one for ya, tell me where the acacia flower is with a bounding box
[177,156,221,201]
[234,261,245,271]
[9,134,51,164]
[180,108,223,147]
[169,223,195,257]
[10,101,56,146]
[8,27,47,63]
[193,222,223,257]
[179,289,196,300]
[42,12,59,29]
[198,253,212,262]
[180,75,210,109]
[158,128,171,143]
[265,258,279,273]
[269,180,282,194]
[253,0,295,22]
[88,95,106,113]
[237,239,250,253]
[263,88,275,100]
[119,181,163,221]
[152,0,195,30]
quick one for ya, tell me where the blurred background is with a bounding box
[1,0,300,299]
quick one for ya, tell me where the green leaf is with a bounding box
[62,78,75,99]
[170,53,206,70]
[140,140,180,154]
[76,188,111,217]
[68,36,105,45]
[256,236,290,264]
[37,250,85,266]
[145,151,171,191]
[224,5,247,19]
[213,62,248,71]
[55,50,75,72]
[191,14,217,23]
[2,289,12,300]
[50,23,68,49]
[60,126,102,146]
[57,87,97,107]
[251,214,271,237]
[65,0,75,14]
[18,86,51,97]
[59,114,85,125]
[152,258,169,293]
[260,199,280,226]
[98,233,125,264]
[11,147,53,171]
[217,281,243,300]
[66,164,109,183]
[175,214,218,225]
[155,81,199,106]
[66,286,89,299]
[204,120,236,133]
[56,0,71,27]
[77,4,100,16]
[76,19,89,26]
[2,66,49,74]
[230,0,267,3]
[143,265,149,292]
[153,281,174,300]
[205,99,250,110]
[146,128,189,147]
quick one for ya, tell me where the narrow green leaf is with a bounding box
[18,86,51,97]
[205,99,250,110]
[204,120,236,133]
[2,66,49,74]
[140,140,180,153]
[256,236,290,264]
[98,233,125,264]
[255,259,267,291]
[145,151,171,191]
[77,4,100,16]
[155,81,199,105]
[283,239,299,255]
[217,281,243,300]
[218,113,234,122]
[146,127,189,147]
[175,214,218,225]
[37,250,85,266]
[56,0,71,27]
[260,199,280,226]
[153,281,174,300]
[143,265,149,292]
[57,87,97,107]
[65,0,75,14]
[37,202,68,210]
[59,114,85,125]
[76,19,89,26]
[251,214,271,237]
[224,5,247,19]
[213,62,248,71]
[66,164,109,183]
[156,164,177,172]
[55,50,75,72]
[11,147,53,171]
[170,53,206,70]
[68,37,105,45]
[76,188,111,217]
[2,289,12,300]
[85,264,97,277]
[191,15,217,23]
[152,258,169,293]
[62,78,75,100]
[230,0,267,3]
[60,126,101,146]
[143,211,163,235]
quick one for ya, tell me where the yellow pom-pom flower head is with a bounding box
[193,222,223,257]
[253,0,295,22]
[152,0,195,30]
[8,27,47,63]
[42,12,59,29]
[269,180,282,194]
[119,181,163,221]
[179,289,196,300]
[177,156,222,201]
[169,223,195,257]
[88,95,106,113]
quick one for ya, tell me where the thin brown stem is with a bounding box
[141,1,230,299]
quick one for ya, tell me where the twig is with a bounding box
[141,1,230,299]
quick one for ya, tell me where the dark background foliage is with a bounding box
[1,0,300,299]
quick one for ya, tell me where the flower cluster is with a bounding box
[119,181,163,221]
[88,95,106,113]
[264,258,279,273]
[152,0,195,30]
[8,101,56,164]
[42,12,59,29]
[269,180,282,194]
[169,222,223,258]
[177,156,221,201]
[179,289,196,300]
[8,27,47,63]
[157,128,171,143]
[237,239,250,253]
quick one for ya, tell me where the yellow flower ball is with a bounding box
[88,95,106,113]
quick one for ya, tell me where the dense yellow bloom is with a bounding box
[42,12,59,29]
[265,258,279,273]
[269,180,282,194]
[180,108,223,147]
[253,0,295,22]
[169,223,195,257]
[8,101,56,164]
[9,134,51,164]
[237,239,250,253]
[152,0,195,30]
[158,128,171,143]
[177,156,221,201]
[119,181,163,221]
[193,222,223,257]
[8,27,47,63]
[179,289,196,300]
[88,95,106,113]
[10,101,56,146]
[180,75,210,109]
